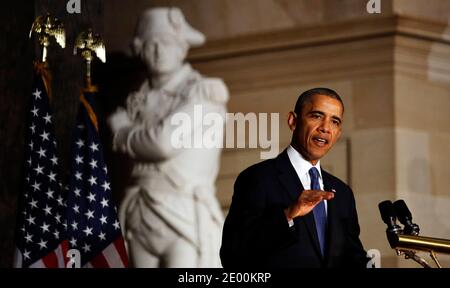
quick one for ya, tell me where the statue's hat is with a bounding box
[133,7,205,48]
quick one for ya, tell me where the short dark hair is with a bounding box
[294,87,344,114]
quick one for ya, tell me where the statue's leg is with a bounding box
[128,236,159,268]
[163,236,198,268]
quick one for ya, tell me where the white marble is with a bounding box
[108,7,229,267]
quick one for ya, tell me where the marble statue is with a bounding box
[108,7,228,267]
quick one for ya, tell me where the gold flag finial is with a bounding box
[74,29,106,91]
[29,14,66,63]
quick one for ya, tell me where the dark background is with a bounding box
[0,0,142,267]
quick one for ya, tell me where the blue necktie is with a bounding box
[309,167,327,256]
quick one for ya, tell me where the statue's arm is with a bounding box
[120,102,196,161]
[114,79,229,162]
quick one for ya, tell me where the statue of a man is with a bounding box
[108,7,228,267]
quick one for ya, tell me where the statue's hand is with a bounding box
[126,92,145,121]
[108,107,132,133]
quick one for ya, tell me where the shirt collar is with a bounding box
[286,145,322,180]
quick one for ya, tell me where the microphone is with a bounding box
[379,199,450,268]
[393,200,420,236]
[378,200,402,235]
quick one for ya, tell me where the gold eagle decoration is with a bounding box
[29,14,66,62]
[74,29,106,91]
[74,29,106,64]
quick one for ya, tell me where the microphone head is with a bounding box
[393,200,412,222]
[393,199,420,235]
[378,200,402,234]
[378,200,395,224]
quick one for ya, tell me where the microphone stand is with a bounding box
[396,249,431,268]
[388,233,450,268]
[429,251,442,268]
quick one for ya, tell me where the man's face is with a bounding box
[142,34,187,75]
[289,94,343,165]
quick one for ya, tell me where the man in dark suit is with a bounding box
[220,88,369,268]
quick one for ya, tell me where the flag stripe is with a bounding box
[103,240,125,268]
[89,252,109,268]
[113,238,129,267]
[54,243,65,268]
[60,240,69,267]
[29,259,46,268]
[42,250,58,268]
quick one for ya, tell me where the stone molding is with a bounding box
[190,15,450,86]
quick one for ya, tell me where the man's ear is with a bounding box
[287,111,297,131]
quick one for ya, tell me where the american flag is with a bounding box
[14,64,68,268]
[65,91,128,268]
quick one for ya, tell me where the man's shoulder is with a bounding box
[236,157,278,182]
[321,169,352,192]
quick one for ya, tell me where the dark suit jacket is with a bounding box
[220,150,369,268]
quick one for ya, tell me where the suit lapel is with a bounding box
[322,170,338,265]
[275,150,302,202]
[275,150,323,258]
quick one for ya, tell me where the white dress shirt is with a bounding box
[286,145,328,226]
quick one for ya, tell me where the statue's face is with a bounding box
[142,34,187,75]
